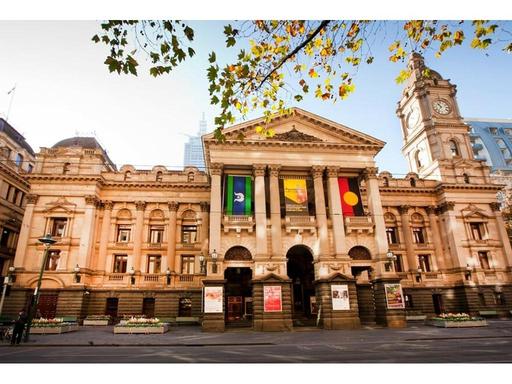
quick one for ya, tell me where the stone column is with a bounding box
[254,164,268,259]
[439,202,466,268]
[168,201,178,273]
[97,201,113,272]
[133,201,146,272]
[491,202,512,268]
[426,205,445,271]
[14,194,38,268]
[398,205,416,271]
[209,163,223,257]
[364,168,388,263]
[269,165,282,259]
[312,166,329,259]
[78,195,98,270]
[326,166,346,258]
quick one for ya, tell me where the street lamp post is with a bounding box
[0,266,16,317]
[24,233,56,342]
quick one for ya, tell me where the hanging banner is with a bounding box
[331,284,350,310]
[384,283,405,309]
[225,175,252,215]
[204,286,223,313]
[263,285,282,312]
[284,178,308,215]
[338,177,364,216]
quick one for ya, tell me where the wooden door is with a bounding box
[142,298,155,318]
[227,296,243,321]
[105,298,119,319]
[37,294,58,319]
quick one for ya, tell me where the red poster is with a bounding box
[263,286,282,312]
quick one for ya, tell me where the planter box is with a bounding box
[30,324,79,334]
[83,319,110,326]
[429,319,487,328]
[113,324,169,334]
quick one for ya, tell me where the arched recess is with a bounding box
[348,246,372,261]
[286,245,315,320]
[224,246,252,261]
[223,245,253,324]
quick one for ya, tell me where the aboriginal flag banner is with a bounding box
[225,175,252,215]
[338,177,364,216]
[284,178,309,215]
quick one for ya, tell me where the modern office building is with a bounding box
[3,54,511,330]
[183,114,207,170]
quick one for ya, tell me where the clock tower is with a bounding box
[396,53,490,184]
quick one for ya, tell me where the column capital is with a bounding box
[326,166,339,178]
[425,205,437,215]
[490,202,501,212]
[397,205,411,215]
[362,167,379,180]
[268,165,281,177]
[438,201,455,213]
[210,163,224,176]
[200,201,210,212]
[253,164,266,177]
[311,166,325,179]
[168,201,179,212]
[102,200,114,210]
[84,195,99,206]
[135,201,146,211]
[26,194,39,205]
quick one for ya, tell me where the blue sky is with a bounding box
[0,20,511,176]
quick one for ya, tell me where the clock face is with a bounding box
[432,100,451,115]
[407,107,420,129]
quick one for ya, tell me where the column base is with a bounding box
[201,278,226,333]
[372,277,406,328]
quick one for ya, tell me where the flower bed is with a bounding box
[114,317,168,334]
[429,313,487,328]
[83,315,111,326]
[30,318,79,334]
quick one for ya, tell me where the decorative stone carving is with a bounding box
[168,201,179,211]
[26,194,39,205]
[269,126,323,142]
[210,163,223,176]
[425,205,437,215]
[253,164,266,177]
[326,166,339,178]
[490,202,501,212]
[200,201,210,212]
[102,200,114,210]
[150,209,164,219]
[438,201,455,213]
[311,166,325,179]
[84,195,99,206]
[398,205,410,215]
[362,167,379,180]
[348,246,372,260]
[268,165,281,178]
[135,201,146,211]
[224,246,252,261]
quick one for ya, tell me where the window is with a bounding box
[393,254,404,272]
[45,250,61,271]
[414,150,423,169]
[15,153,23,167]
[181,255,195,274]
[117,225,131,242]
[478,292,486,306]
[5,184,14,201]
[182,225,197,244]
[470,222,485,240]
[386,227,399,244]
[147,255,161,273]
[494,292,505,306]
[63,162,70,174]
[124,171,131,181]
[27,164,33,173]
[449,140,460,157]
[478,251,490,269]
[0,228,12,247]
[113,255,128,273]
[489,127,498,135]
[410,178,416,187]
[404,294,414,308]
[383,177,389,187]
[463,173,470,184]
[504,128,512,137]
[149,226,164,243]
[51,218,67,237]
[187,172,194,182]
[156,171,163,182]
[418,255,431,272]
[412,227,426,244]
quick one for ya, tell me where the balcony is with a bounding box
[223,215,255,233]
[285,215,316,234]
[344,215,374,234]
[108,274,125,282]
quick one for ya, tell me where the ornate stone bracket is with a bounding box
[311,165,325,179]
[269,165,281,177]
[210,163,223,176]
[135,201,146,211]
[253,164,266,177]
[168,201,179,212]
[102,200,114,210]
[84,195,99,206]
[26,194,39,205]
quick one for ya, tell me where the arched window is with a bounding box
[187,172,195,182]
[383,177,389,187]
[463,173,470,184]
[156,171,163,182]
[410,178,416,187]
[414,150,423,170]
[124,171,131,181]
[411,213,427,244]
[63,162,70,174]
[15,153,23,167]
[449,140,460,157]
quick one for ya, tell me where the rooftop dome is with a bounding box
[52,137,103,149]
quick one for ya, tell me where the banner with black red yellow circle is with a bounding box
[338,177,364,216]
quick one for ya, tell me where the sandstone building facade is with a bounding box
[3,55,512,329]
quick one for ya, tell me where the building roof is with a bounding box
[52,136,104,149]
[0,118,35,156]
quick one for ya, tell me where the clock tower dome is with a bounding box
[396,53,490,184]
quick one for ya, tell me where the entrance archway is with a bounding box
[286,245,315,323]
[224,267,253,326]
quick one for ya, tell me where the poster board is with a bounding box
[331,284,350,310]
[204,286,223,313]
[384,283,405,309]
[263,285,282,312]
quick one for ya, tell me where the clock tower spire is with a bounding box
[396,53,490,184]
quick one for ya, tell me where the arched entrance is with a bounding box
[224,246,253,327]
[286,245,315,325]
[348,246,376,325]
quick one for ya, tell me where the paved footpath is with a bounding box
[1,320,512,363]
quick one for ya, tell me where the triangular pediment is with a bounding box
[461,204,490,219]
[44,197,76,213]
[203,108,385,148]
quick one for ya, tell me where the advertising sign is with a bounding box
[331,284,350,310]
[263,285,282,312]
[384,283,405,309]
[204,286,223,313]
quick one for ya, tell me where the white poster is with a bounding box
[331,284,350,310]
[204,286,223,313]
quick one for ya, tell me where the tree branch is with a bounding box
[255,20,331,91]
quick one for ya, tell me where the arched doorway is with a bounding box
[348,245,375,325]
[224,246,253,326]
[286,245,315,324]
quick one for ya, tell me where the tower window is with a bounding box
[463,173,470,184]
[449,140,460,157]
[156,171,163,182]
[414,150,423,170]
[410,178,416,187]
